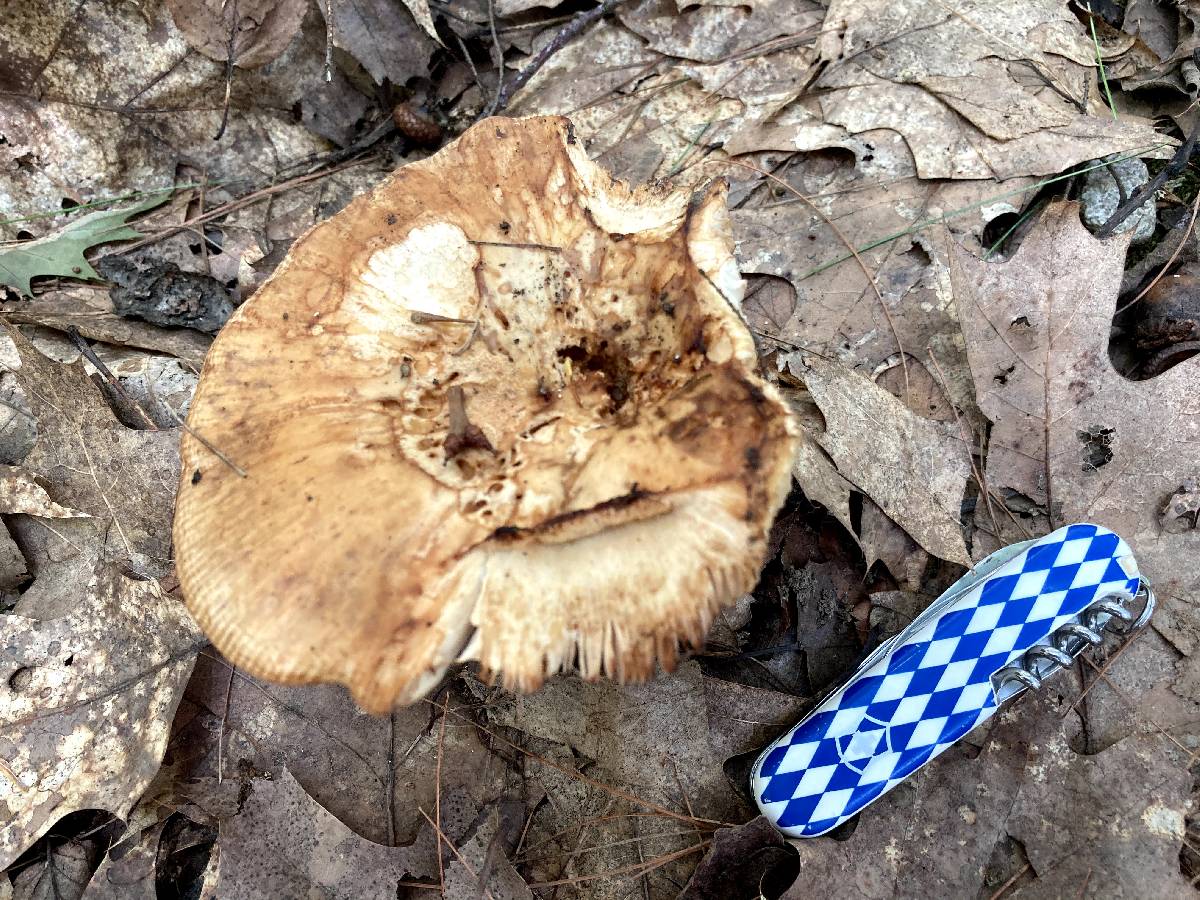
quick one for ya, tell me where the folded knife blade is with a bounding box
[751,523,1154,838]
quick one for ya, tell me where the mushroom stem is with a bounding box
[444,386,494,460]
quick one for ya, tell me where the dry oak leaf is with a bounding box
[175,116,798,712]
[731,127,1024,406]
[0,465,88,519]
[784,355,972,567]
[317,0,439,86]
[508,21,741,188]
[165,0,308,69]
[808,0,1169,180]
[619,0,823,63]
[168,652,510,848]
[0,3,334,235]
[951,201,1200,602]
[0,565,203,869]
[4,325,181,579]
[214,768,435,899]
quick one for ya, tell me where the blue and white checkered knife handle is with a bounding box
[751,523,1155,838]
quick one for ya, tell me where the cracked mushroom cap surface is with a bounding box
[174,116,798,713]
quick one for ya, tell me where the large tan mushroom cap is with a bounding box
[174,116,798,713]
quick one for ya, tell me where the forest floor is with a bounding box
[2,0,1200,897]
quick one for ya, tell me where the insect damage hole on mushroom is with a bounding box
[174,116,799,713]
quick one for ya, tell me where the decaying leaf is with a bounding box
[506,20,748,189]
[789,428,858,537]
[4,326,180,580]
[0,522,26,595]
[399,0,442,45]
[0,3,360,239]
[443,804,532,900]
[0,194,168,298]
[79,820,167,900]
[811,0,1168,180]
[0,287,211,367]
[618,0,822,64]
[731,131,1029,415]
[165,0,309,69]
[951,201,1200,601]
[317,0,439,86]
[0,565,203,869]
[175,115,798,712]
[1123,0,1179,63]
[168,652,511,847]
[215,768,435,898]
[679,816,795,900]
[470,660,744,898]
[482,661,743,820]
[10,837,93,900]
[785,355,971,566]
[0,466,88,519]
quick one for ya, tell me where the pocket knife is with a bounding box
[751,523,1155,838]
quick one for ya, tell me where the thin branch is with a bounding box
[65,327,158,430]
[484,0,629,117]
[1097,100,1200,238]
[434,694,449,894]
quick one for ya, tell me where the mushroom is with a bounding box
[174,116,798,713]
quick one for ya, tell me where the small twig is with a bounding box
[486,0,505,113]
[1085,5,1118,121]
[525,841,708,888]
[323,0,335,82]
[214,0,239,141]
[1079,650,1197,761]
[483,0,628,117]
[434,694,449,895]
[550,797,616,898]
[65,327,159,431]
[468,238,563,252]
[1097,110,1200,238]
[1076,868,1093,900]
[218,661,236,783]
[387,710,398,845]
[117,156,371,254]
[452,30,485,99]
[1115,188,1200,316]
[146,391,248,479]
[988,862,1032,900]
[410,311,475,325]
[418,807,497,900]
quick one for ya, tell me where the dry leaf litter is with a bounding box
[1,0,1199,897]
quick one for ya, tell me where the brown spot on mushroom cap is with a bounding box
[173,116,798,713]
